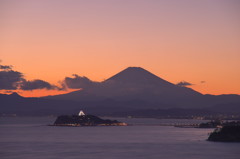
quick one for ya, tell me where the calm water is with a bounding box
[0,117,239,159]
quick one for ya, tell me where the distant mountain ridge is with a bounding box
[45,67,240,110]
[0,93,83,115]
[47,67,203,107]
[1,92,240,117]
[1,67,240,116]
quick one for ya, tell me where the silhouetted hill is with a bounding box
[47,67,205,108]
[0,93,153,116]
[1,92,240,117]
[1,67,240,116]
[110,108,217,118]
[0,93,84,116]
[208,102,240,114]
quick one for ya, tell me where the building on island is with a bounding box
[79,110,85,116]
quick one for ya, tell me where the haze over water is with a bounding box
[0,117,239,159]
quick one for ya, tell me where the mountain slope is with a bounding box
[46,67,240,110]
[46,67,204,108]
[0,93,84,115]
[105,67,173,86]
[1,92,240,117]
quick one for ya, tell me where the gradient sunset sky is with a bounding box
[1,0,240,96]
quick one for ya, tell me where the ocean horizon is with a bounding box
[0,117,239,159]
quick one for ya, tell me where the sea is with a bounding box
[0,117,239,159]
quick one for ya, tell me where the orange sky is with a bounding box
[1,0,240,97]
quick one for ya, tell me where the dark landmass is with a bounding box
[176,120,240,129]
[197,120,239,128]
[173,120,223,128]
[198,120,222,128]
[0,92,85,116]
[46,67,240,109]
[208,122,240,142]
[1,67,240,118]
[53,114,127,126]
[1,92,240,119]
[112,108,217,118]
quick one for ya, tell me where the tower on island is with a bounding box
[79,110,85,116]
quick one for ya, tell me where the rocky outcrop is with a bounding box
[208,124,240,142]
[53,114,127,126]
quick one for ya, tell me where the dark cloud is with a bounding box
[20,79,60,90]
[58,81,68,91]
[0,64,63,90]
[176,81,193,87]
[200,81,206,83]
[0,70,24,90]
[64,74,98,89]
[0,65,12,70]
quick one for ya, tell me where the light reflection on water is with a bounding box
[0,117,239,159]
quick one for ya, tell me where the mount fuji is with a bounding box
[1,67,240,116]
[46,67,240,111]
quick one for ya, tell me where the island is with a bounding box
[207,122,240,142]
[52,110,128,126]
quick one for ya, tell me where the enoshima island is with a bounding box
[51,110,127,126]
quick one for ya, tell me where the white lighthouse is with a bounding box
[79,110,85,116]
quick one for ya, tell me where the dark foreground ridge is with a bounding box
[52,111,127,126]
[208,122,240,142]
